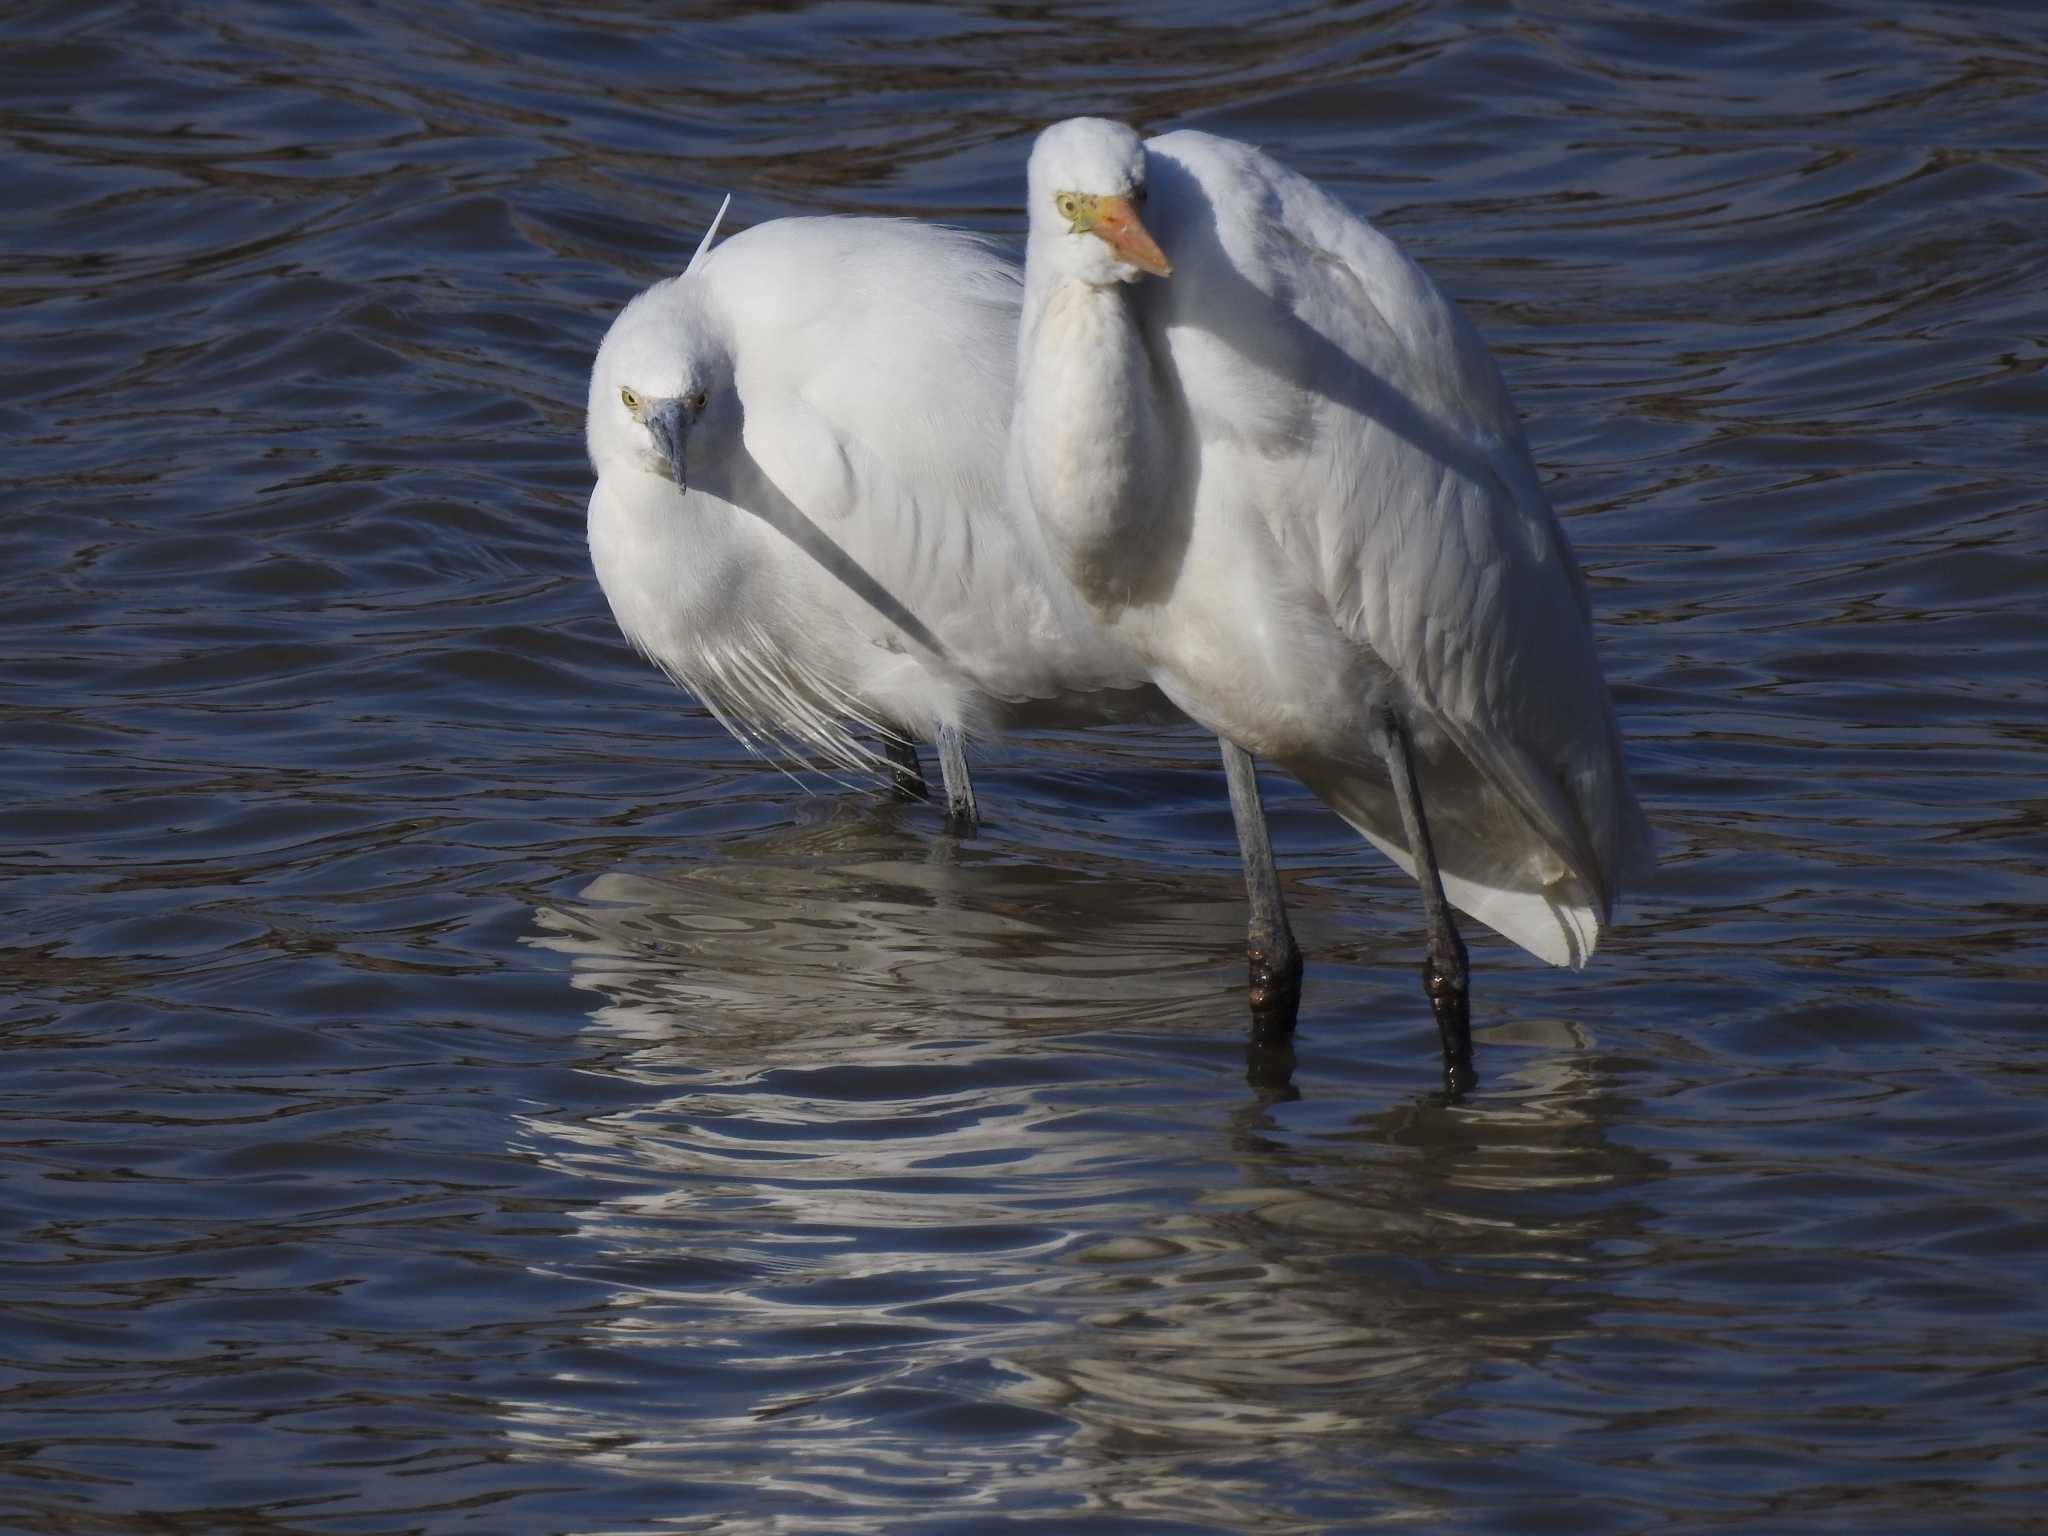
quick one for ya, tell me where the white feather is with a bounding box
[588,215,1170,788]
[1014,120,1653,968]
[683,193,730,277]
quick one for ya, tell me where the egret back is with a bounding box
[1140,131,1652,962]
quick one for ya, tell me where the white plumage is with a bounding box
[1013,119,1654,1088]
[587,211,1166,820]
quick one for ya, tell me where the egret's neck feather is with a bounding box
[1016,277,1167,615]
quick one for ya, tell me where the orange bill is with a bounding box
[1090,195,1171,277]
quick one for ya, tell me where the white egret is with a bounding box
[1013,119,1654,1092]
[588,205,1167,829]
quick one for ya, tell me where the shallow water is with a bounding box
[4,2,2046,1531]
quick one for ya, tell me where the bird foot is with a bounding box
[1246,942,1304,1045]
[1422,957,1476,1098]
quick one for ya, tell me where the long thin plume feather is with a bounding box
[633,611,906,794]
[684,193,732,276]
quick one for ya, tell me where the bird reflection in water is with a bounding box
[509,810,1656,1525]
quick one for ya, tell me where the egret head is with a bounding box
[587,278,740,493]
[1026,117,1170,286]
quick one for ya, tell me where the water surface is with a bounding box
[4,3,2046,1532]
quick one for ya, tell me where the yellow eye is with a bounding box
[619,386,640,414]
[1055,192,1083,223]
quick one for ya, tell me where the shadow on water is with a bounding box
[511,809,1658,1527]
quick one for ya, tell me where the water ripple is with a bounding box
[4,1,2046,1530]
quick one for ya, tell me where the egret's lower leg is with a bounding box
[935,722,978,834]
[1220,739,1302,1041]
[1376,707,1475,1095]
[884,737,928,802]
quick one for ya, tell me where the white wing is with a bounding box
[1144,131,1651,954]
[703,217,1151,713]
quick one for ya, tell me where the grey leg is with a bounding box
[935,722,978,834]
[1374,707,1476,1096]
[884,736,929,802]
[1220,739,1303,1042]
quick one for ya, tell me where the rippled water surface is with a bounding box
[5,3,2046,1531]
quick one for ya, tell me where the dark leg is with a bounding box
[884,736,928,802]
[1374,707,1476,1096]
[1219,739,1303,1043]
[935,722,978,835]
[1243,1034,1299,1097]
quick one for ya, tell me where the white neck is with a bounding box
[1013,261,1168,616]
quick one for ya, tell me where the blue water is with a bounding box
[3,3,2045,1531]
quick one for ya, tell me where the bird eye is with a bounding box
[688,390,708,413]
[1055,192,1081,222]
[619,386,639,414]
